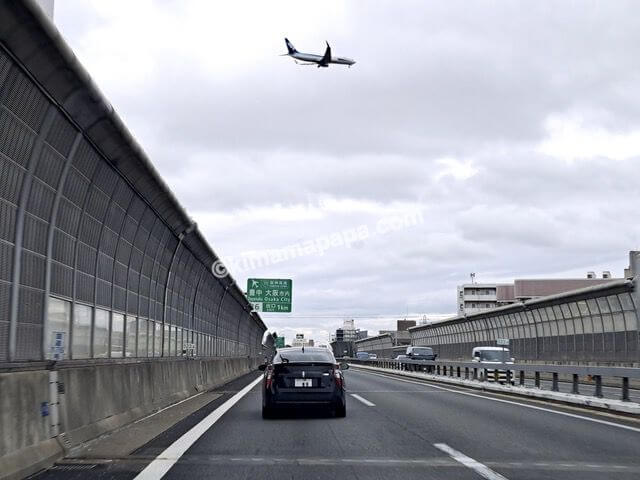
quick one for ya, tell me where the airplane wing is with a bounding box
[320,42,331,66]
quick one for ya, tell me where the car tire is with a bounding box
[334,401,346,418]
[262,405,273,419]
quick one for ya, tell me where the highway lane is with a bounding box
[33,368,640,480]
[343,369,640,479]
[144,368,640,480]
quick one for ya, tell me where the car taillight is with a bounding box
[265,366,274,388]
[333,364,343,388]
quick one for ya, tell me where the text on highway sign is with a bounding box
[247,278,292,313]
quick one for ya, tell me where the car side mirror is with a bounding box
[258,364,267,371]
[339,362,349,370]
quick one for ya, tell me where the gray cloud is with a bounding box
[55,1,640,343]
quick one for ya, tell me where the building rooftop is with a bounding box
[512,278,617,298]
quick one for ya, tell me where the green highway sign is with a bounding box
[275,336,285,348]
[247,278,292,313]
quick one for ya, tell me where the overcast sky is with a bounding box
[55,1,639,344]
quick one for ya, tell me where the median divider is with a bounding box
[349,362,640,416]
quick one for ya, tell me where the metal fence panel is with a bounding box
[0,7,266,362]
[411,281,640,364]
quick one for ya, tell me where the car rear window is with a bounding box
[274,351,335,363]
[412,347,434,355]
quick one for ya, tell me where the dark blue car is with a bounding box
[260,347,348,418]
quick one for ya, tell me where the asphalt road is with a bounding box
[32,368,640,480]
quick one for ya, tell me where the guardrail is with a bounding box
[347,358,640,402]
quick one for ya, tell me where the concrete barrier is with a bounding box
[0,368,60,480]
[0,356,260,480]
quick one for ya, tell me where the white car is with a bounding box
[471,346,515,385]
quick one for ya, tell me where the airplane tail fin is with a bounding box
[284,38,297,55]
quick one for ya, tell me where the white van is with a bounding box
[471,346,515,385]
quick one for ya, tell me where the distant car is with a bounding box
[395,354,408,362]
[472,346,515,385]
[369,353,378,359]
[405,346,438,361]
[355,352,370,360]
[259,347,348,418]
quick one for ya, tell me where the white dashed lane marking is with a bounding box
[434,443,509,480]
[350,393,376,406]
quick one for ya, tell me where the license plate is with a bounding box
[294,378,313,387]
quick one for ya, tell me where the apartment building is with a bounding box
[457,272,618,315]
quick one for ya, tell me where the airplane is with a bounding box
[282,38,355,68]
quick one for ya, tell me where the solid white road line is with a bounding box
[134,375,263,480]
[350,393,376,406]
[434,443,509,480]
[353,369,640,433]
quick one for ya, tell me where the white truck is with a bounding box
[471,346,515,385]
